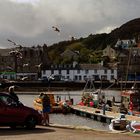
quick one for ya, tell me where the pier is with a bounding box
[70,105,140,124]
[1,80,140,91]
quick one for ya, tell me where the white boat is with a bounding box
[109,114,128,131]
[126,121,140,133]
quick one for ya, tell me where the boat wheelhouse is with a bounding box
[121,89,140,116]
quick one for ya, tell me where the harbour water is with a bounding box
[18,90,121,131]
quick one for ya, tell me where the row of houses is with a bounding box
[41,63,117,81]
[1,39,140,82]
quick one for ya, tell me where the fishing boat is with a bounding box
[33,92,72,114]
[78,78,115,109]
[78,79,101,107]
[120,88,140,116]
[119,46,140,116]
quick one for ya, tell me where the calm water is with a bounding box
[18,90,121,131]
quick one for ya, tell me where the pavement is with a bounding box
[0,124,140,140]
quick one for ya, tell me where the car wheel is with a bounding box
[25,116,36,129]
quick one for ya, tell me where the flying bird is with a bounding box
[23,63,29,67]
[52,26,60,32]
[7,39,17,45]
[35,63,42,68]
[6,66,14,70]
[21,77,28,81]
[9,50,22,59]
[7,39,22,47]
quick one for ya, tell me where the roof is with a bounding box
[0,48,14,56]
[61,49,79,58]
[121,90,140,96]
[79,64,107,70]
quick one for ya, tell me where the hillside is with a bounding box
[49,18,140,49]
[48,18,140,64]
[109,18,140,42]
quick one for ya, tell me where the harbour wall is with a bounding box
[0,80,139,92]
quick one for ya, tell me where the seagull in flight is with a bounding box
[23,63,29,67]
[7,39,22,47]
[52,26,60,32]
[35,63,42,68]
[21,77,28,81]
[9,50,22,59]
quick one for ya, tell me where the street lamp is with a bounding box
[8,39,23,79]
[35,63,42,79]
[9,50,22,73]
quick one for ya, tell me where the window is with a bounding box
[74,75,78,80]
[43,70,46,75]
[111,75,114,80]
[77,70,80,74]
[111,69,114,74]
[67,70,69,74]
[104,69,107,74]
[85,70,89,74]
[84,75,87,80]
[51,70,54,74]
[59,70,61,74]
[0,95,16,106]
[94,70,97,74]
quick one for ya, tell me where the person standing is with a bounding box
[41,93,51,126]
[8,86,19,102]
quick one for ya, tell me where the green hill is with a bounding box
[48,18,140,64]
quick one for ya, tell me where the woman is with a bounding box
[41,93,51,126]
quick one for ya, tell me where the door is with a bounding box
[0,101,7,124]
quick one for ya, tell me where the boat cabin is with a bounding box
[121,89,140,115]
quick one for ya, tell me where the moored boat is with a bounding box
[126,121,140,133]
[78,79,105,108]
[33,92,72,114]
[109,114,128,131]
[120,88,140,116]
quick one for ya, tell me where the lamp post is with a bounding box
[8,39,23,80]
[35,63,42,79]
[23,63,29,80]
[8,50,22,80]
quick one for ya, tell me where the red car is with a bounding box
[0,92,43,129]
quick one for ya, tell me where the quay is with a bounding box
[70,105,140,123]
[1,80,140,91]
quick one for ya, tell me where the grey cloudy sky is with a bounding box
[0,0,140,48]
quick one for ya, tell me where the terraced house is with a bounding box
[41,63,117,82]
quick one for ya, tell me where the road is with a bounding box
[0,124,139,140]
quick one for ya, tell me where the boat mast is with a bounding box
[124,44,133,89]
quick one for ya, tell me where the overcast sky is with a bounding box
[0,0,140,48]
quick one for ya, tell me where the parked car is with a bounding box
[0,92,43,129]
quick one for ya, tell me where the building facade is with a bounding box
[117,47,140,81]
[0,44,51,80]
[41,64,117,81]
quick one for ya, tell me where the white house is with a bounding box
[115,39,136,48]
[41,63,117,81]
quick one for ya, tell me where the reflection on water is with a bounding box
[18,90,120,131]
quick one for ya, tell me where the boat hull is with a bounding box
[33,98,71,114]
[126,121,140,133]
